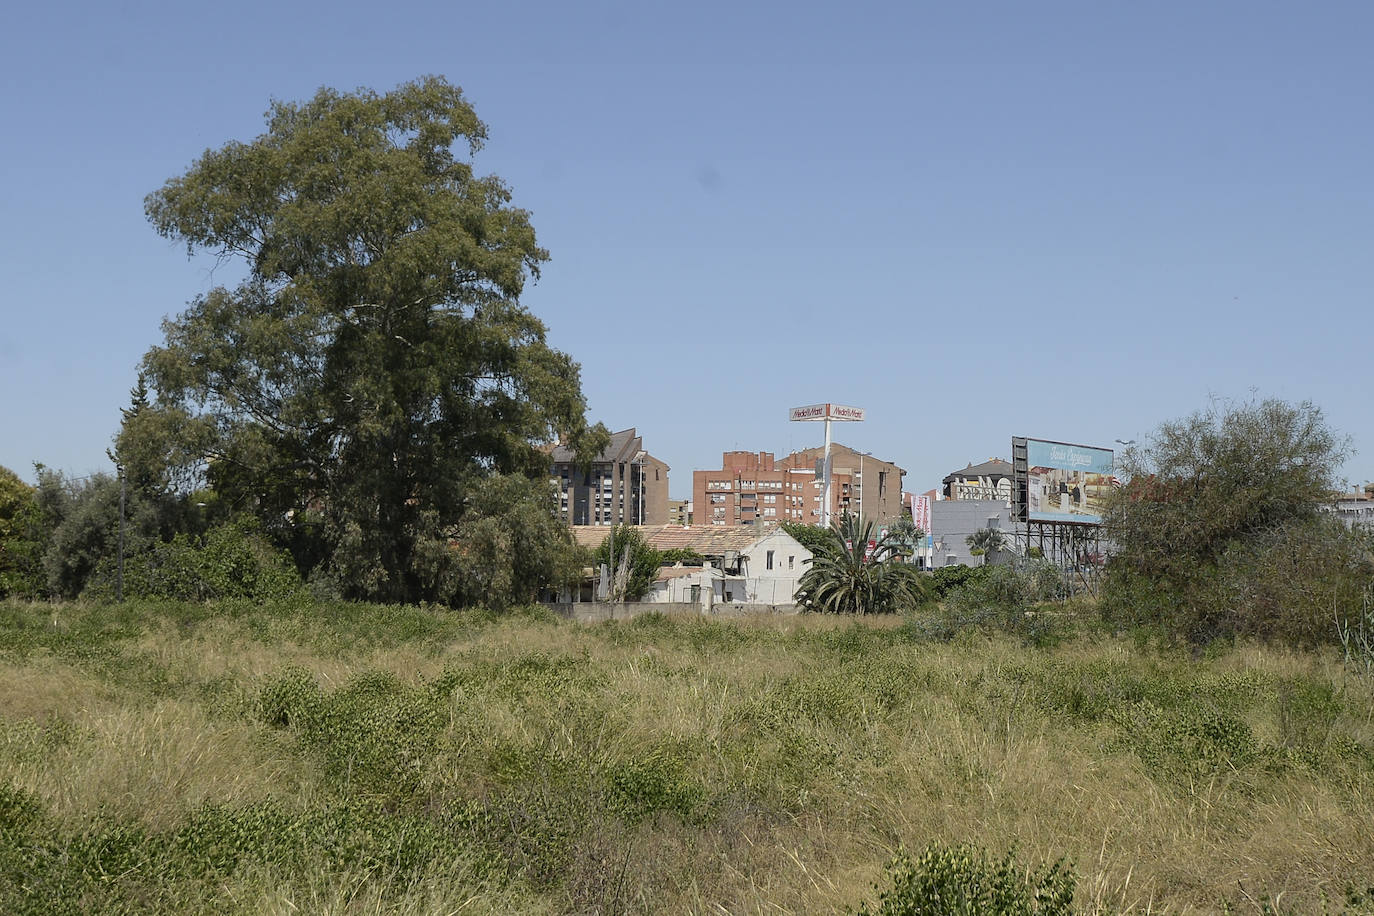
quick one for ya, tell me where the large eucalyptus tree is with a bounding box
[129,77,605,602]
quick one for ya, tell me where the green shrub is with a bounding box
[86,516,306,604]
[1102,399,1367,647]
[928,565,994,599]
[856,843,1076,915]
[0,787,499,916]
[256,667,449,799]
[913,563,1071,646]
[1110,700,1259,777]
[605,751,704,825]
[255,666,323,729]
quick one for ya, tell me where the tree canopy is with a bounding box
[1102,397,1368,643]
[129,76,605,603]
[0,466,42,598]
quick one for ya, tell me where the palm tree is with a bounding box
[796,514,926,614]
[965,527,1008,566]
[884,517,924,561]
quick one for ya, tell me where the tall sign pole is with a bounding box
[789,403,866,528]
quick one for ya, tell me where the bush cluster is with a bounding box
[0,783,495,916]
[909,562,1072,646]
[856,843,1076,915]
[86,517,306,603]
[1102,398,1372,646]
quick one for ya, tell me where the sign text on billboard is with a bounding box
[788,403,866,422]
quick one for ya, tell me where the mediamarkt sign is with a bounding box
[788,403,866,422]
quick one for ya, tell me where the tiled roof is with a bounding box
[654,565,710,582]
[943,458,1012,482]
[550,428,639,464]
[570,525,770,555]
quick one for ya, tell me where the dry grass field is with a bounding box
[2,599,1372,913]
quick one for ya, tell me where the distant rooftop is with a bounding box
[943,458,1012,482]
[570,524,781,555]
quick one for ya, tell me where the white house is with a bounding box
[570,525,813,608]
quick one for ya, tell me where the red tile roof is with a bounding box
[570,525,768,554]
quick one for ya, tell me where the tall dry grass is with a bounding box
[1,599,1372,913]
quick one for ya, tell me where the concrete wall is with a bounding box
[545,602,802,623]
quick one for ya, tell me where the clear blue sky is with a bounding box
[2,1,1369,496]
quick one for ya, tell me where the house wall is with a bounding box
[1322,497,1374,531]
[644,568,719,605]
[737,527,812,603]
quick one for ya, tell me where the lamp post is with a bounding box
[1113,440,1135,483]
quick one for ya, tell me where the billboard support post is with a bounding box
[789,403,865,529]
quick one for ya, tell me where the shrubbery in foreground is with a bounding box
[857,844,1076,916]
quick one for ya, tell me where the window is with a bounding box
[690,584,700,603]
[788,555,794,569]
[766,550,774,570]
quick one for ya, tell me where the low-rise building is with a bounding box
[928,498,1014,567]
[570,524,813,606]
[1324,485,1374,530]
[667,498,692,526]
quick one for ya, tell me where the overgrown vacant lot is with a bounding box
[2,600,1373,914]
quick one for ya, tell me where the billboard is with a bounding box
[789,403,866,422]
[1023,439,1116,525]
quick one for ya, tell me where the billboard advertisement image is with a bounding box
[1025,439,1116,524]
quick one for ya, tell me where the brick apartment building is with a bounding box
[691,444,905,527]
[780,443,906,524]
[549,428,669,526]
